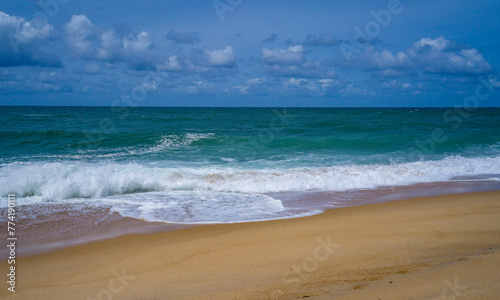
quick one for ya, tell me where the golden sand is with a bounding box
[2,191,499,299]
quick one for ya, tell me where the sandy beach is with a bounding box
[2,191,499,299]
[2,0,500,298]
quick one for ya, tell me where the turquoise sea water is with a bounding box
[1,106,500,223]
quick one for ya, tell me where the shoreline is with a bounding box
[1,190,499,299]
[4,179,500,257]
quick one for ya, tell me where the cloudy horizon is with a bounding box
[1,0,499,106]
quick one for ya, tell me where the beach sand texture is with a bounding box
[1,191,499,299]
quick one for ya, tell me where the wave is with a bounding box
[2,133,219,162]
[127,133,217,155]
[1,155,500,202]
[101,191,321,224]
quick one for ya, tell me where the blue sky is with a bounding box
[0,0,499,106]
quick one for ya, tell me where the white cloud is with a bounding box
[64,15,154,70]
[349,37,493,76]
[412,37,449,51]
[157,55,183,72]
[0,11,60,67]
[260,45,335,78]
[286,78,311,88]
[318,78,342,90]
[202,46,235,67]
[408,37,493,75]
[364,48,411,70]
[64,15,96,59]
[0,12,53,41]
[283,78,320,95]
[157,46,237,77]
[261,45,306,65]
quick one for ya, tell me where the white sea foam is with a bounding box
[2,155,499,223]
[220,157,236,162]
[98,191,313,224]
[1,155,500,202]
[127,133,216,155]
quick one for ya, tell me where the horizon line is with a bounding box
[1,105,500,109]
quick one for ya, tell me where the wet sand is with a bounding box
[1,191,499,299]
[5,179,500,258]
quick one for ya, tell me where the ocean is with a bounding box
[1,106,500,225]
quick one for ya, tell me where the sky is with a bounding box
[0,0,499,107]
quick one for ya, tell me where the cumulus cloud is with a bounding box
[64,15,154,70]
[0,11,61,67]
[64,15,96,59]
[261,45,306,65]
[407,37,493,75]
[62,16,236,78]
[285,78,318,92]
[349,47,412,72]
[157,55,183,72]
[202,46,235,67]
[412,37,449,52]
[261,45,335,78]
[166,29,201,45]
[156,46,236,77]
[346,37,493,76]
